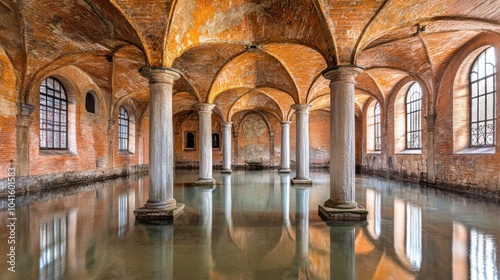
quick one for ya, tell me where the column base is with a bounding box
[291,178,313,185]
[220,169,233,174]
[318,204,368,221]
[134,203,185,224]
[278,168,291,173]
[195,178,216,185]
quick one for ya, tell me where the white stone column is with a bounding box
[291,104,312,184]
[134,67,184,223]
[279,121,292,173]
[319,65,367,221]
[196,103,216,184]
[221,122,232,173]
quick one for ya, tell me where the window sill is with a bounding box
[119,151,135,155]
[455,147,495,155]
[367,151,381,155]
[39,150,77,157]
[397,149,422,155]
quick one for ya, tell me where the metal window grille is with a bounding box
[470,47,496,147]
[118,107,129,151]
[406,83,422,149]
[39,77,68,150]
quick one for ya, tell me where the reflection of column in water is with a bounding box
[280,174,291,227]
[222,174,232,227]
[295,187,310,267]
[196,187,214,275]
[329,222,357,280]
[145,224,174,280]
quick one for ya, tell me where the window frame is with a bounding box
[469,46,496,147]
[184,131,196,150]
[118,106,129,151]
[39,77,69,150]
[405,82,422,150]
[374,102,381,151]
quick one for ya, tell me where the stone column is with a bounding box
[269,131,275,167]
[221,122,232,173]
[291,104,312,185]
[196,103,216,184]
[319,65,367,220]
[279,121,292,173]
[233,131,239,165]
[134,67,184,223]
[15,103,35,177]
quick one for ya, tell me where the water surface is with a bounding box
[0,170,498,279]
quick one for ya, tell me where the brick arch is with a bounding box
[436,33,500,153]
[387,77,429,154]
[28,68,81,155]
[0,46,18,177]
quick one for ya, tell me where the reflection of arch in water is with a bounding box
[394,198,422,271]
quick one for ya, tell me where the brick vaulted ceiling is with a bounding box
[0,0,499,120]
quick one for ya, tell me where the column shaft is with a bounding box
[324,66,363,209]
[291,104,312,184]
[196,103,216,184]
[279,121,291,173]
[15,103,35,177]
[142,67,179,209]
[221,122,232,173]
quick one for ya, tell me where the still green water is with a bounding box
[0,170,498,279]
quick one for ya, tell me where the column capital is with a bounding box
[17,102,35,117]
[195,103,216,113]
[233,132,239,137]
[280,121,292,126]
[291,103,311,113]
[269,131,275,139]
[221,121,232,128]
[322,65,364,84]
[139,67,181,84]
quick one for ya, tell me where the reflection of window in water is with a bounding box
[405,203,422,271]
[39,216,67,279]
[366,189,381,239]
[454,222,498,280]
[118,193,129,238]
[394,198,422,271]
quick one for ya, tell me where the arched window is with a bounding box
[85,91,96,113]
[406,83,422,149]
[118,106,129,151]
[40,77,68,150]
[374,102,381,151]
[470,47,496,147]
